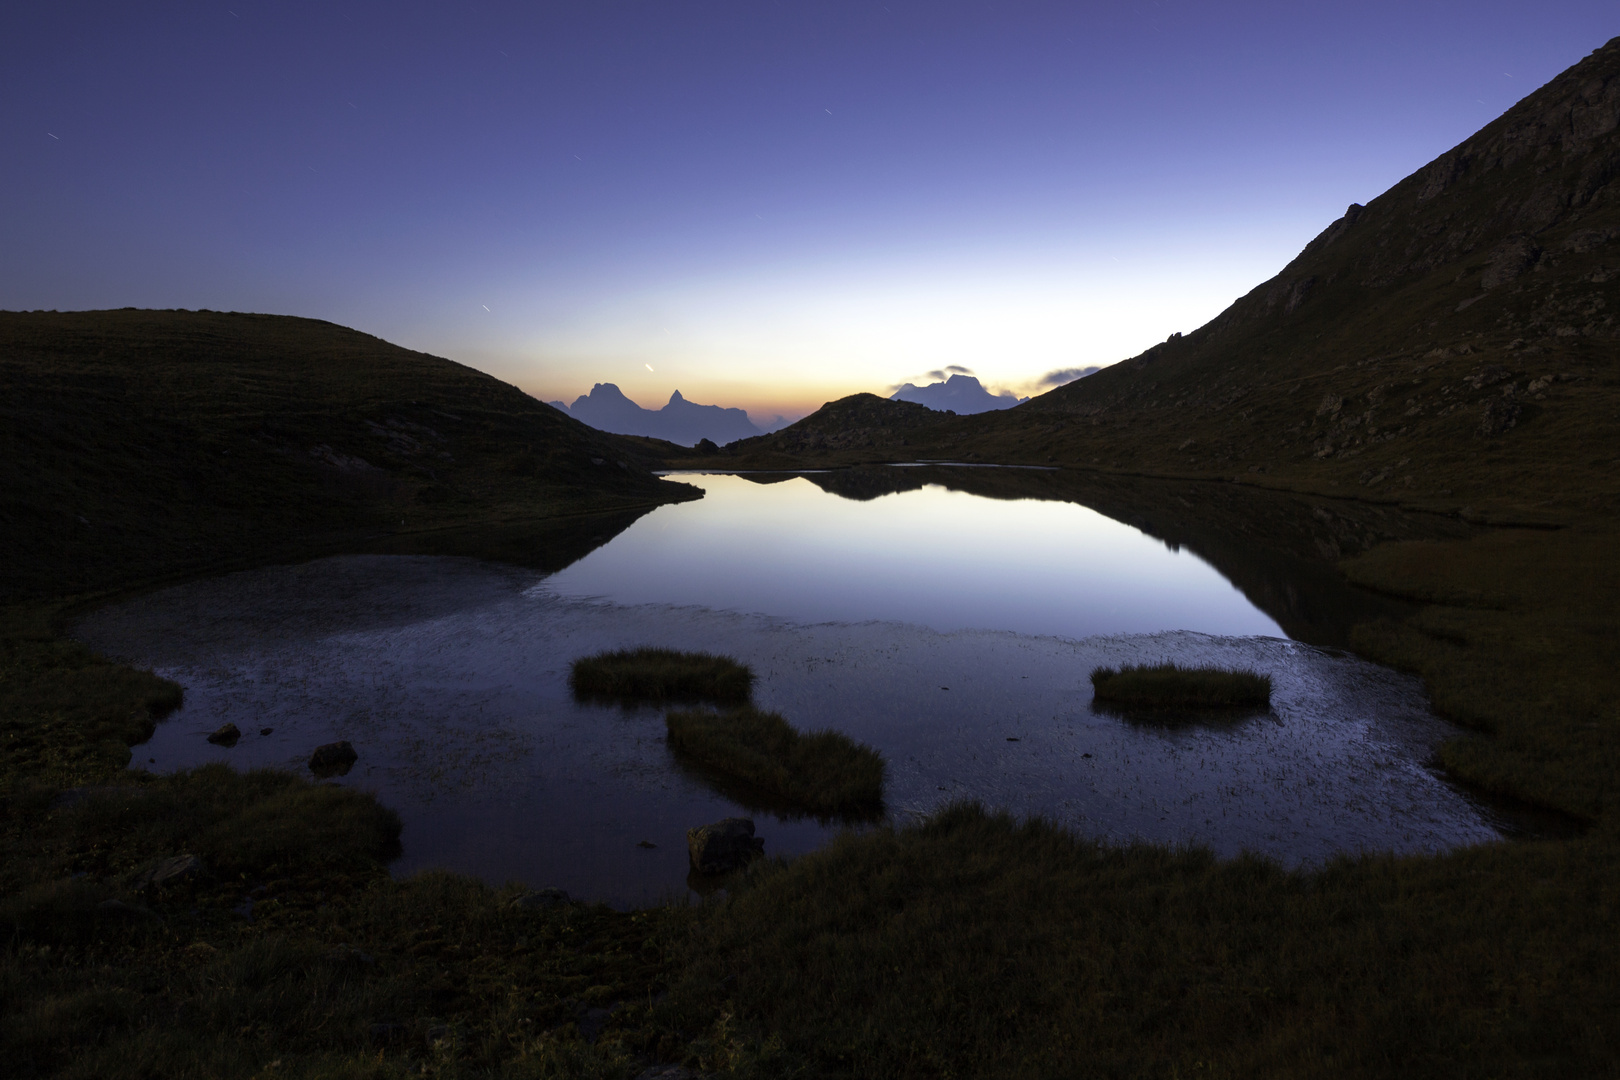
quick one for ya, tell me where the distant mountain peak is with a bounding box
[556,383,762,446]
[891,373,1026,414]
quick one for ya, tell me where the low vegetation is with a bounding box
[0,778,692,1079]
[665,706,885,816]
[1090,662,1272,708]
[1342,526,1620,821]
[661,802,1620,1077]
[569,647,754,705]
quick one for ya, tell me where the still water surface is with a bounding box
[545,473,1284,638]
[78,473,1502,906]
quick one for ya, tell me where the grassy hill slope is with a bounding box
[0,309,694,599]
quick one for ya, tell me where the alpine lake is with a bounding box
[75,466,1543,908]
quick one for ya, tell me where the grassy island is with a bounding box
[569,647,755,704]
[665,706,885,816]
[1090,662,1272,708]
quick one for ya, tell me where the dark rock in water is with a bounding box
[308,740,358,776]
[206,723,241,746]
[129,854,204,891]
[510,887,570,910]
[259,727,273,736]
[636,839,657,849]
[686,817,764,875]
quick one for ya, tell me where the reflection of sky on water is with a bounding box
[76,555,1500,909]
[72,480,1506,907]
[541,473,1284,639]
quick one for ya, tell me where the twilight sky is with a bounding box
[3,3,1614,423]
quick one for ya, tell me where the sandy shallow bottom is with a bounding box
[77,555,1502,908]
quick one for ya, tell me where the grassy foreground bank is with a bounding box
[6,534,1620,1077]
[7,524,1618,1078]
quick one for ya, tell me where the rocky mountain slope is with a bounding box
[699,38,1620,524]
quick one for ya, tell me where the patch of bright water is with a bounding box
[80,549,1500,908]
[544,473,1285,638]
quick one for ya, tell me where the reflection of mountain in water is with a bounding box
[740,469,928,502]
[760,466,1473,647]
[366,507,653,574]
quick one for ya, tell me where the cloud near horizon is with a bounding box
[1035,365,1103,389]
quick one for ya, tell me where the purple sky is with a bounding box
[4,2,1614,421]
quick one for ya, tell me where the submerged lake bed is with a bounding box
[78,473,1505,907]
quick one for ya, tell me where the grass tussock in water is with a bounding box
[1090,662,1272,707]
[665,706,884,815]
[570,647,754,704]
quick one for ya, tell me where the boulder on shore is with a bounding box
[687,817,764,875]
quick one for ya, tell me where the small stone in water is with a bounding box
[687,818,763,875]
[309,740,358,776]
[260,727,273,736]
[206,723,240,746]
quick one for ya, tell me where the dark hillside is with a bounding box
[691,39,1620,521]
[929,37,1620,520]
[695,392,951,467]
[0,309,694,599]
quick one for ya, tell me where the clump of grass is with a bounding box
[665,706,883,815]
[1089,663,1271,707]
[570,647,754,704]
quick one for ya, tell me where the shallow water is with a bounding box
[77,475,1504,907]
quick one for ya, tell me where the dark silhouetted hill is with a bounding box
[936,38,1620,520]
[0,309,695,598]
[688,39,1620,522]
[700,393,952,465]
